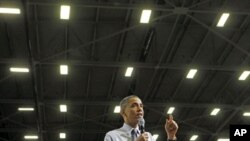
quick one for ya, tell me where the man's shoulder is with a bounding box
[105,127,130,140]
[106,127,125,135]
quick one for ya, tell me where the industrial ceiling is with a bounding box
[0,0,250,141]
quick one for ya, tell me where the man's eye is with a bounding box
[130,104,135,108]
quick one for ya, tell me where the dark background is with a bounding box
[0,0,250,141]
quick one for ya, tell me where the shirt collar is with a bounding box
[122,123,140,134]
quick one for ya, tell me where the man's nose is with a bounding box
[137,106,143,111]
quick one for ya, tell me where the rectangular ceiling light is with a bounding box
[210,108,220,116]
[186,69,197,79]
[140,9,152,23]
[125,67,134,77]
[18,107,34,111]
[0,7,20,14]
[152,134,159,140]
[167,107,175,114]
[243,112,250,116]
[216,13,230,27]
[190,135,198,141]
[114,106,121,113]
[24,135,38,140]
[59,133,66,139]
[10,67,29,73]
[60,104,67,112]
[60,65,68,75]
[60,5,70,20]
[238,71,250,80]
[217,138,229,141]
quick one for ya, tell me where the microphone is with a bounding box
[138,117,145,133]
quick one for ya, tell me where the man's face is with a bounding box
[122,97,144,126]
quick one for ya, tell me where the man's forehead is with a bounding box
[128,97,142,104]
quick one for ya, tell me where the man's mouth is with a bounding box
[136,113,143,117]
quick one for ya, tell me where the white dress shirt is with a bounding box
[104,123,155,141]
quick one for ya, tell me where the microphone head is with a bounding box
[138,117,145,127]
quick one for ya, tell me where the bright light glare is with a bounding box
[190,135,198,140]
[140,9,152,23]
[18,107,34,111]
[210,108,220,116]
[24,135,38,139]
[60,65,68,75]
[0,8,20,14]
[186,69,197,79]
[167,107,175,114]
[60,5,70,20]
[238,71,250,80]
[217,13,230,27]
[217,139,229,141]
[10,67,29,73]
[59,133,66,139]
[125,67,134,77]
[114,106,121,113]
[243,112,250,116]
[60,104,67,112]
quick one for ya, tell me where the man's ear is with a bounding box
[120,110,127,117]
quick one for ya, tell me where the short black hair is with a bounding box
[119,95,140,113]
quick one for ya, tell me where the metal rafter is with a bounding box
[188,0,214,9]
[164,0,176,8]
[25,1,250,16]
[166,0,229,135]
[184,8,249,126]
[2,21,17,140]
[33,3,47,141]
[176,3,250,141]
[80,2,100,140]
[142,14,180,101]
[98,0,134,139]
[21,0,43,140]
[0,99,244,109]
[206,18,250,141]
[1,58,247,72]
[39,10,175,63]
[187,14,250,57]
[151,0,197,127]
[62,15,69,134]
[208,86,250,141]
[151,0,231,136]
[212,16,250,102]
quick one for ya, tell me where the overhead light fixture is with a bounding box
[18,107,34,111]
[186,69,197,79]
[60,65,68,75]
[210,108,220,116]
[24,135,38,140]
[217,13,230,27]
[238,71,250,80]
[125,67,134,77]
[60,104,67,112]
[140,9,152,23]
[167,107,175,114]
[190,135,198,141]
[243,112,250,116]
[60,5,70,20]
[152,134,159,140]
[59,132,66,139]
[114,106,120,113]
[217,138,229,141]
[10,67,29,73]
[0,7,20,14]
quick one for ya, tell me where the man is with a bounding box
[104,95,178,141]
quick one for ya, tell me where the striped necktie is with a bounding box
[131,129,137,141]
